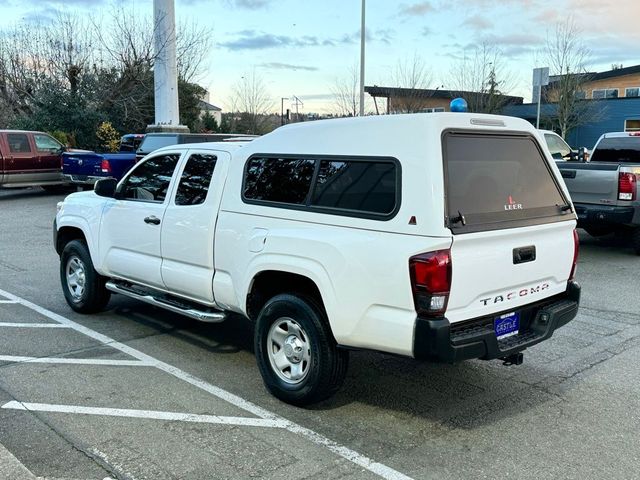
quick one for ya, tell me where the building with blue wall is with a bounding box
[502,97,640,149]
[502,64,640,149]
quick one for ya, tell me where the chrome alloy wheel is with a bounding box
[267,317,311,384]
[65,255,87,302]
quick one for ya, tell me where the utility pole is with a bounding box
[148,0,188,133]
[359,0,365,117]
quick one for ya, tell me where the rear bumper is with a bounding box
[574,203,636,227]
[63,174,101,185]
[413,281,581,362]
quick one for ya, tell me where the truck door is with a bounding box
[3,132,38,184]
[33,133,64,180]
[99,152,182,288]
[160,150,229,304]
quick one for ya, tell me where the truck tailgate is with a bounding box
[557,162,619,205]
[62,152,102,177]
[447,221,575,323]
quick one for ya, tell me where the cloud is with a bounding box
[422,26,432,37]
[463,14,493,31]
[219,31,322,50]
[399,2,433,16]
[481,33,543,47]
[220,28,393,51]
[21,5,60,23]
[259,62,319,72]
[180,0,272,7]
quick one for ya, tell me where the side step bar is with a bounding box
[105,281,226,323]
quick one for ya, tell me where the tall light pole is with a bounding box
[148,0,188,133]
[359,0,365,117]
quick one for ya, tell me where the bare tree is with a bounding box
[544,19,601,137]
[0,6,213,140]
[448,43,515,114]
[331,64,360,117]
[389,53,433,113]
[230,70,274,134]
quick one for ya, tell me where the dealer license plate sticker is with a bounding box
[494,312,520,340]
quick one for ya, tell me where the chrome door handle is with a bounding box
[144,216,161,225]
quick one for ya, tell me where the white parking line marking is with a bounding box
[0,288,414,480]
[0,323,70,328]
[0,300,18,304]
[0,355,153,366]
[2,401,287,428]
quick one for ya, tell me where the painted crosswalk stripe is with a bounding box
[2,401,287,428]
[0,323,70,328]
[0,355,152,366]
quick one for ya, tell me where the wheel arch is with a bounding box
[55,217,101,270]
[245,268,335,328]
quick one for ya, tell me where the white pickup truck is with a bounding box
[54,113,581,405]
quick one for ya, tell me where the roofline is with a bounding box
[364,85,523,102]
[549,64,640,84]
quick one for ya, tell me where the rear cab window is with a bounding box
[443,132,571,233]
[590,136,640,163]
[138,135,179,153]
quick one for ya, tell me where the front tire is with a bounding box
[60,240,111,313]
[254,294,348,406]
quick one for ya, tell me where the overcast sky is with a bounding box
[1,0,639,113]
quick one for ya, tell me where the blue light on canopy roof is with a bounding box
[450,98,468,113]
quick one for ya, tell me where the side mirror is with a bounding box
[94,178,117,198]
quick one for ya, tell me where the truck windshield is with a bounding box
[443,132,570,233]
[138,135,179,153]
[590,137,640,163]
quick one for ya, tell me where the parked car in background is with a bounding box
[0,130,67,190]
[541,130,589,162]
[136,133,256,161]
[556,131,640,254]
[119,134,145,152]
[62,134,144,187]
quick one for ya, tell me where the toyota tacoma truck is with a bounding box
[556,131,640,254]
[54,113,581,405]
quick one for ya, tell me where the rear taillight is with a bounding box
[101,159,112,174]
[569,229,579,281]
[409,249,451,317]
[618,172,637,201]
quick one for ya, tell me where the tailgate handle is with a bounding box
[561,170,576,179]
[513,246,536,265]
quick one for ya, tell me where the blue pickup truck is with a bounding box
[62,134,144,187]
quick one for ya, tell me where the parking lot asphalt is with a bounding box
[1,186,639,480]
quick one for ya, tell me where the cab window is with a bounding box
[175,153,217,206]
[544,133,571,160]
[119,153,180,202]
[7,133,31,153]
[34,134,63,153]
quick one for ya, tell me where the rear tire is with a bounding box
[254,294,348,406]
[60,240,111,313]
[583,226,613,237]
[632,228,640,256]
